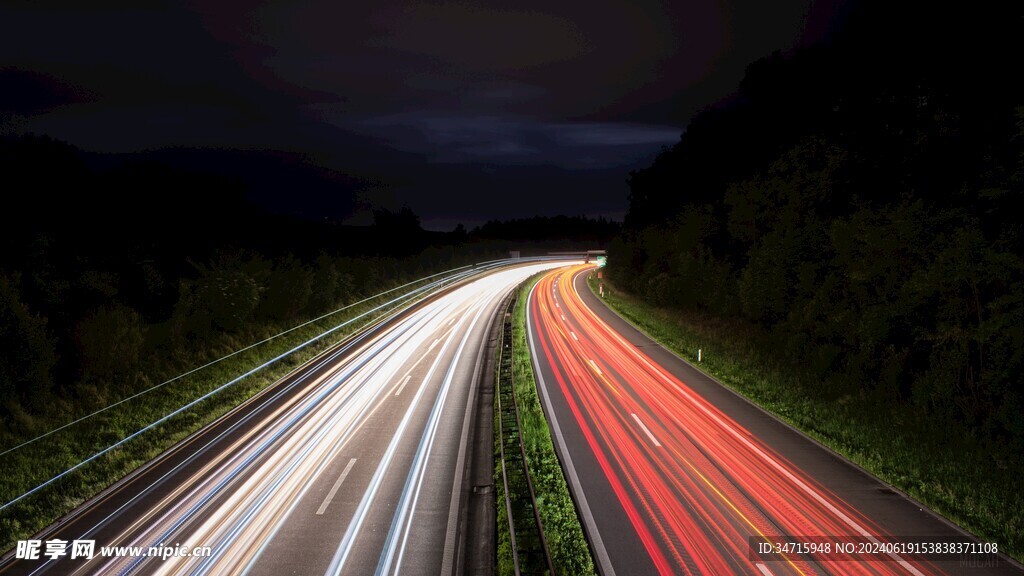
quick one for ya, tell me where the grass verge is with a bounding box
[494,301,516,576]
[494,274,596,575]
[589,275,1023,563]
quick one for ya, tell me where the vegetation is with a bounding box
[0,135,616,551]
[494,297,523,576]
[495,275,595,575]
[591,274,1024,560]
[494,408,513,575]
[0,257,470,552]
[607,0,1022,560]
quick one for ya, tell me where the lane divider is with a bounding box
[394,375,413,397]
[317,459,358,516]
[631,414,662,448]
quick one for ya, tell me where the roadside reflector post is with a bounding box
[698,348,702,362]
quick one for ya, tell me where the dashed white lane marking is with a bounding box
[394,375,413,396]
[571,270,926,576]
[317,458,357,515]
[631,413,662,447]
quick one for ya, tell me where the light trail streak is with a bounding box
[529,265,944,576]
[9,260,574,576]
[377,294,489,576]
[2,257,565,515]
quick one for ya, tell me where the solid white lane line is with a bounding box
[631,413,662,447]
[526,283,616,576]
[568,269,926,576]
[144,311,437,573]
[395,375,413,396]
[393,326,455,395]
[317,458,358,515]
[329,270,547,575]
[381,292,490,573]
[440,298,493,575]
[326,326,460,574]
[755,563,774,576]
[219,302,457,571]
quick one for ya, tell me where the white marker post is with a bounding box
[698,348,702,362]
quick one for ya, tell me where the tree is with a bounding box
[372,206,423,257]
[308,253,342,314]
[0,276,57,417]
[257,255,313,321]
[186,265,261,333]
[74,304,146,397]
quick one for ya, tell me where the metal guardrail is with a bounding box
[496,294,555,576]
[0,256,576,513]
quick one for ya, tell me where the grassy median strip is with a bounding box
[496,274,595,575]
[588,275,1023,563]
[494,394,514,576]
[0,279,440,553]
[494,295,542,576]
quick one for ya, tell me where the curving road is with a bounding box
[528,265,1021,576]
[1,261,573,576]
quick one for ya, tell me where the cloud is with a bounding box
[549,122,681,146]
[1,0,851,229]
[349,111,678,168]
[368,4,590,71]
[0,68,94,116]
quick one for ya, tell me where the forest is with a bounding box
[610,1,1022,457]
[0,136,616,444]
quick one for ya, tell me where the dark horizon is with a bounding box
[1,0,855,230]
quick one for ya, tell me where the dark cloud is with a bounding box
[0,68,93,115]
[346,112,678,167]
[1,0,852,229]
[368,5,590,71]
[357,161,638,231]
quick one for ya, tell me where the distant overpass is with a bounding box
[545,250,606,263]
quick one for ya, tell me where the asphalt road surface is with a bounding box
[1,261,573,576]
[527,265,1022,576]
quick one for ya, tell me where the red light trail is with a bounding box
[528,265,942,576]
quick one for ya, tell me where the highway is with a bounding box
[528,265,1021,576]
[0,260,573,576]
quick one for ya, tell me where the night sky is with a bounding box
[1,0,850,230]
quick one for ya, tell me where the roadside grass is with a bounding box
[0,277,444,553]
[494,318,516,576]
[589,275,1023,563]
[494,406,514,576]
[495,274,595,575]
